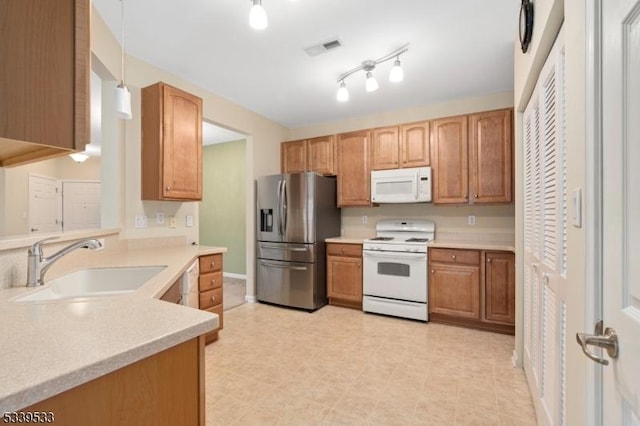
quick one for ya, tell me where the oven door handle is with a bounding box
[363,251,426,260]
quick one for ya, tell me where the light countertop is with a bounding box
[325,237,367,244]
[0,244,226,413]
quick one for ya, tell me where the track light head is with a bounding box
[337,81,349,102]
[389,58,404,83]
[365,71,379,92]
[249,0,268,30]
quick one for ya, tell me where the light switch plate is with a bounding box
[186,215,194,227]
[468,215,476,226]
[156,212,165,224]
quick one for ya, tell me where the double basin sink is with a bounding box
[13,265,167,302]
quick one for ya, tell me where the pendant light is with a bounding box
[389,56,404,83]
[249,0,268,30]
[115,0,132,120]
[336,80,349,102]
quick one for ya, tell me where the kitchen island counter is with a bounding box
[0,244,226,413]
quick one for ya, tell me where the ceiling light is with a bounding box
[249,0,268,30]
[115,0,132,120]
[335,44,409,101]
[389,58,404,83]
[365,71,379,92]
[69,153,89,163]
[336,81,349,102]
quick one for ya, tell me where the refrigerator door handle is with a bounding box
[277,179,284,236]
[260,244,308,252]
[259,260,308,271]
[282,179,288,236]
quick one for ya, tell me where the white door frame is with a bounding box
[585,0,604,424]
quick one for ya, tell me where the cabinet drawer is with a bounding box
[327,243,362,257]
[199,254,222,274]
[199,271,223,292]
[199,287,223,310]
[204,304,224,330]
[429,248,480,265]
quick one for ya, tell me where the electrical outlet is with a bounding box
[135,215,148,228]
[362,215,368,224]
[156,212,165,224]
[186,215,194,227]
[169,216,177,229]
[468,215,476,226]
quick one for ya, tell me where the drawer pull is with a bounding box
[211,261,216,267]
[341,248,346,254]
[211,296,216,302]
[487,259,492,263]
[431,270,435,273]
[211,279,216,285]
[474,194,479,199]
[451,255,456,260]
[166,186,171,191]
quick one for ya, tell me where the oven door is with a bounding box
[363,250,427,302]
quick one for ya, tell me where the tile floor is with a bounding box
[205,303,537,426]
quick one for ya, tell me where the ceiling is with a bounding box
[92,0,518,129]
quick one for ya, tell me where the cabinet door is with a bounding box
[372,126,399,170]
[327,255,362,302]
[0,0,89,167]
[281,139,307,173]
[400,121,430,168]
[431,116,469,204]
[484,252,515,324]
[429,263,480,319]
[162,85,203,200]
[337,130,371,207]
[307,136,336,175]
[469,109,512,203]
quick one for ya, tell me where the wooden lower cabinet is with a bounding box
[429,248,515,334]
[198,253,224,343]
[25,337,206,425]
[326,243,362,309]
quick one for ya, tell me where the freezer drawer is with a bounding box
[257,241,316,263]
[256,258,325,310]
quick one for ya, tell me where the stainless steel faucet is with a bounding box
[26,237,104,287]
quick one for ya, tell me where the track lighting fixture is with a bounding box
[249,0,268,30]
[115,0,132,120]
[335,44,408,101]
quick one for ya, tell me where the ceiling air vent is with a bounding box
[304,38,343,57]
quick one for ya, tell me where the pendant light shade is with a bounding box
[116,0,132,120]
[365,71,379,92]
[336,81,349,102]
[115,83,132,120]
[389,58,404,83]
[249,0,268,30]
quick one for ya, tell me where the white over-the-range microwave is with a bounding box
[370,166,432,203]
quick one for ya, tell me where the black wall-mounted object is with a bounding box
[519,0,534,53]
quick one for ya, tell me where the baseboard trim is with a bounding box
[223,272,247,280]
[245,295,257,303]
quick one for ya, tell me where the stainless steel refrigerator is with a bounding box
[256,172,341,310]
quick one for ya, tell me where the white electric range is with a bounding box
[362,219,435,321]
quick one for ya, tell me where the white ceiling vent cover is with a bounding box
[304,38,343,57]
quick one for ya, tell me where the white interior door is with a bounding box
[28,174,62,234]
[62,181,101,231]
[598,0,640,422]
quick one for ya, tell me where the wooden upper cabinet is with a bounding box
[431,115,469,204]
[281,139,307,173]
[337,130,371,207]
[371,126,399,170]
[307,135,336,175]
[0,0,90,167]
[469,109,512,203]
[400,121,430,168]
[142,82,203,201]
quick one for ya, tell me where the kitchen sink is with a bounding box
[13,265,167,302]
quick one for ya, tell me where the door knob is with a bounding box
[576,322,619,366]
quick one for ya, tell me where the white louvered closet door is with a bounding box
[522,26,568,426]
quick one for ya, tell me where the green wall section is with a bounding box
[200,140,246,275]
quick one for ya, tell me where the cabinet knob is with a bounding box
[211,261,215,267]
[474,194,479,198]
[341,248,346,254]
[166,186,172,191]
[211,279,216,285]
[451,255,456,260]
[211,295,216,302]
[487,259,492,263]
[431,270,435,273]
